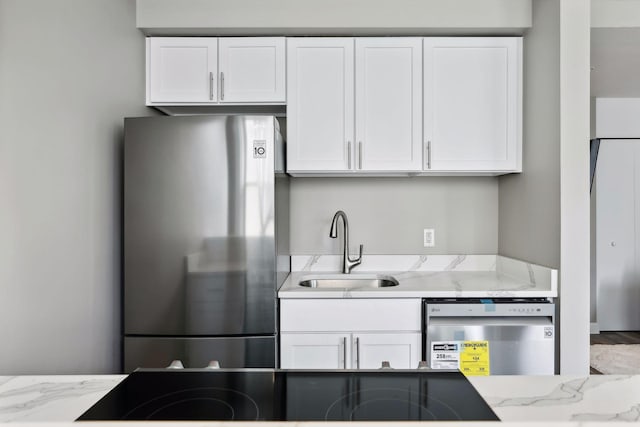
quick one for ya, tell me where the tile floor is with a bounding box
[590,331,640,374]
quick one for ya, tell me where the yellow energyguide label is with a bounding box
[460,341,490,376]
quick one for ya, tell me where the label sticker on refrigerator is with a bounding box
[253,140,266,158]
[430,341,460,369]
[460,341,490,376]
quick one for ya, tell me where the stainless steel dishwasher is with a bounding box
[424,298,555,375]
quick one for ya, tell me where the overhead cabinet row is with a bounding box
[147,37,522,175]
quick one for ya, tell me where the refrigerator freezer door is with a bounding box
[124,116,276,336]
[124,336,275,372]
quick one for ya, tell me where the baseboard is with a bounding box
[590,322,600,334]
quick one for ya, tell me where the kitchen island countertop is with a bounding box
[1,374,639,423]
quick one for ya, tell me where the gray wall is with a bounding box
[137,0,532,35]
[290,178,498,255]
[592,28,640,98]
[0,0,151,374]
[592,0,640,28]
[498,0,561,269]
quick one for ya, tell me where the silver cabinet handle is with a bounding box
[220,71,225,101]
[355,337,360,369]
[427,140,432,169]
[209,72,214,100]
[358,142,363,170]
[342,337,347,369]
[347,141,352,169]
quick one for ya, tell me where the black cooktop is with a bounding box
[77,370,498,422]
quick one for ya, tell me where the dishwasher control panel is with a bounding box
[424,298,555,317]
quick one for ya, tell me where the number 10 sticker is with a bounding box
[253,140,267,158]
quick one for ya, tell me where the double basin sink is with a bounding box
[299,274,399,289]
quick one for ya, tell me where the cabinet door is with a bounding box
[147,37,218,104]
[287,38,355,172]
[355,38,422,172]
[424,37,522,172]
[596,140,640,330]
[280,333,349,369]
[218,38,286,103]
[354,333,421,369]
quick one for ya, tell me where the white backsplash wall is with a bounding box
[289,177,498,255]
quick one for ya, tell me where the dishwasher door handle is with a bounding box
[427,316,553,326]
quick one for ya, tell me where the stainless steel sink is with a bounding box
[298,274,399,289]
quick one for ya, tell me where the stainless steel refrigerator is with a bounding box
[123,115,289,372]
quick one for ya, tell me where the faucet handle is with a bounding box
[349,244,364,263]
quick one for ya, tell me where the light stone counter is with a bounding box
[278,255,557,298]
[1,374,639,424]
[468,375,640,422]
[0,376,125,423]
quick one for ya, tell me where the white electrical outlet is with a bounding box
[424,229,435,247]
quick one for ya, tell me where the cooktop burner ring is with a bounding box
[146,397,235,420]
[324,387,463,421]
[121,387,260,421]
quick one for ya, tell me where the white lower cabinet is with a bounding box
[281,333,348,369]
[355,332,421,369]
[280,332,420,370]
[279,299,422,369]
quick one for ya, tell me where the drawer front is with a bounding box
[280,299,421,332]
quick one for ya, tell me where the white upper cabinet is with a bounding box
[286,38,355,172]
[147,37,286,105]
[286,37,422,174]
[423,37,522,173]
[147,37,218,104]
[355,38,423,172]
[218,37,286,103]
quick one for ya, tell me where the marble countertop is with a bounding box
[0,375,125,423]
[1,374,639,424]
[279,255,557,298]
[468,375,640,422]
